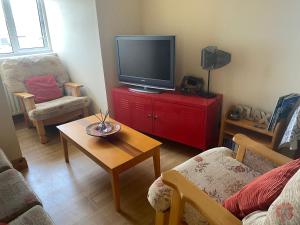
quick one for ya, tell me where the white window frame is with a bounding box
[0,0,51,58]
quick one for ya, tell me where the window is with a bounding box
[0,0,51,57]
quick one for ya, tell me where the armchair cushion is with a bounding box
[148,147,261,225]
[28,96,90,120]
[24,74,63,103]
[224,158,300,219]
[1,54,69,93]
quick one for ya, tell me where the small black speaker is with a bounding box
[201,46,231,70]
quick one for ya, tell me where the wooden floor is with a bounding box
[15,120,199,225]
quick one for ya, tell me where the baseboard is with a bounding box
[12,157,28,171]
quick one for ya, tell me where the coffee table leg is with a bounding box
[60,133,69,163]
[153,148,161,178]
[110,171,120,211]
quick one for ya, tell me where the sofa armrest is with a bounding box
[14,92,36,111]
[234,134,292,166]
[162,170,242,225]
[64,82,83,97]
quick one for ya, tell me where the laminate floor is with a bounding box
[15,120,198,225]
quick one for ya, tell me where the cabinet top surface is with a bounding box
[57,114,162,170]
[113,86,222,107]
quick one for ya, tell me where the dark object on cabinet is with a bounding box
[180,76,204,95]
[112,86,222,150]
[227,106,243,120]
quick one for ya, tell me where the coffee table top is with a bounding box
[57,114,162,171]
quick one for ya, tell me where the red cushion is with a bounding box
[223,158,300,219]
[25,75,63,103]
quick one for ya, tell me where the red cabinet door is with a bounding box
[130,96,153,134]
[153,101,206,149]
[112,92,131,126]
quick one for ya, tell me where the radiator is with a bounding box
[3,83,23,116]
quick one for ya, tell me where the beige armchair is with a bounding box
[148,134,295,225]
[1,54,90,144]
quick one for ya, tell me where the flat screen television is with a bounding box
[115,35,175,93]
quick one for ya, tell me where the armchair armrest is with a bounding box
[14,92,36,111]
[64,82,83,97]
[15,92,35,99]
[162,170,242,225]
[234,134,292,166]
[64,82,82,88]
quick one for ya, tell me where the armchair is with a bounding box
[148,134,294,225]
[1,54,90,144]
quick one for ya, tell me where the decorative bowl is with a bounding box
[86,121,121,137]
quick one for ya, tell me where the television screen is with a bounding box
[115,35,175,91]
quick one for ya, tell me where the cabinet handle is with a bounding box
[154,115,158,120]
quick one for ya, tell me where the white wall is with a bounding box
[45,0,300,114]
[0,81,22,160]
[45,0,142,113]
[141,0,300,112]
[95,0,142,111]
[45,0,108,112]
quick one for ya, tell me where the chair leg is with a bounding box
[18,98,33,128]
[155,210,169,225]
[24,112,33,128]
[35,120,48,144]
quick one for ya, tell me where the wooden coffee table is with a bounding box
[57,115,161,211]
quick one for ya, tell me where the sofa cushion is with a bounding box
[8,206,54,225]
[0,169,41,223]
[0,149,13,173]
[264,168,300,224]
[28,96,90,120]
[224,158,300,219]
[24,75,63,103]
[243,168,300,225]
[243,211,267,225]
[148,147,261,225]
[1,54,69,93]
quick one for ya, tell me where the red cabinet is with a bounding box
[130,96,153,133]
[113,94,131,126]
[112,87,222,150]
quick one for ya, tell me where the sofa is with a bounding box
[0,149,54,225]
